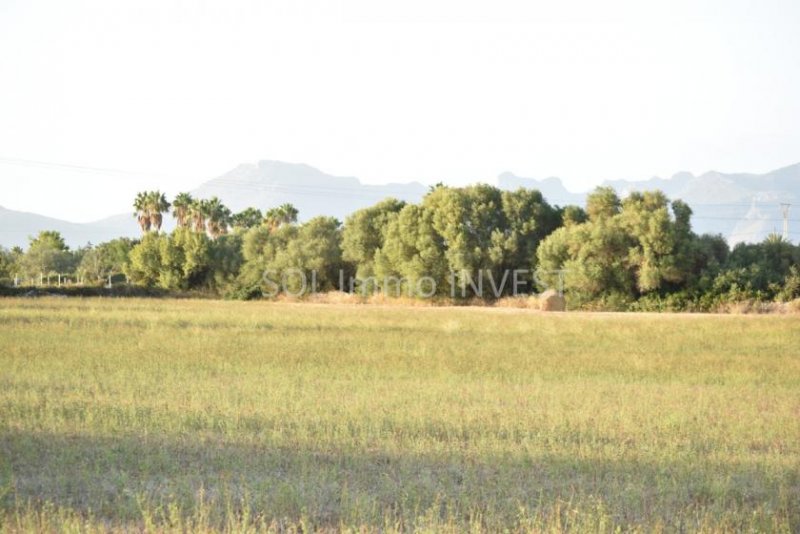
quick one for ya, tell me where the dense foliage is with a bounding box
[3,185,799,310]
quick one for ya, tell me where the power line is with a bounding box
[207,177,424,200]
[0,156,180,181]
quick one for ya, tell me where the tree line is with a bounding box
[1,186,798,310]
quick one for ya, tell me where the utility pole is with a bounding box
[780,203,791,241]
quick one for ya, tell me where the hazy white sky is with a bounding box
[1,0,799,221]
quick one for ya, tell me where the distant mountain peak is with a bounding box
[671,171,695,182]
[496,172,584,206]
[497,163,799,244]
[193,160,426,220]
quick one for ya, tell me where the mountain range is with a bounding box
[2,160,798,249]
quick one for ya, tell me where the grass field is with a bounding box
[0,298,799,532]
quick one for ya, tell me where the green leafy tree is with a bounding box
[586,186,621,222]
[682,233,730,295]
[342,198,406,281]
[537,188,700,304]
[159,228,212,289]
[78,238,135,283]
[207,233,245,292]
[238,216,342,297]
[125,233,165,286]
[497,188,561,278]
[0,247,16,285]
[19,231,72,281]
[231,207,263,231]
[126,229,211,289]
[779,265,800,301]
[561,205,588,226]
[373,185,558,297]
[710,234,800,301]
[618,191,693,292]
[280,216,343,292]
[236,224,295,298]
[425,184,506,283]
[374,203,449,296]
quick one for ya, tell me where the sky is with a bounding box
[1,0,799,222]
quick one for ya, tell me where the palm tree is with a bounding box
[263,208,281,232]
[279,203,299,225]
[264,203,299,232]
[188,199,207,234]
[146,191,170,233]
[133,192,151,234]
[765,232,789,245]
[204,197,232,238]
[231,207,263,231]
[172,193,194,228]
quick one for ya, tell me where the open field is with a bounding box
[0,298,799,532]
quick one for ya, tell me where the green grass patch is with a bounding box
[0,298,798,531]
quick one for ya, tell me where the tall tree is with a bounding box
[264,203,299,232]
[126,233,165,287]
[498,188,561,276]
[188,199,208,234]
[147,191,171,233]
[207,233,245,291]
[172,193,194,228]
[232,207,263,231]
[133,192,151,233]
[0,247,16,284]
[278,203,299,225]
[160,228,212,288]
[126,229,212,289]
[134,191,170,233]
[238,216,342,296]
[368,185,558,297]
[342,198,406,280]
[618,191,692,292]
[537,188,700,304]
[374,203,449,296]
[585,186,621,222]
[561,205,588,226]
[19,231,72,280]
[77,238,135,284]
[204,197,232,238]
[263,208,280,232]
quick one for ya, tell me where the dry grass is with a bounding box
[715,299,800,315]
[0,297,799,532]
[491,295,540,309]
